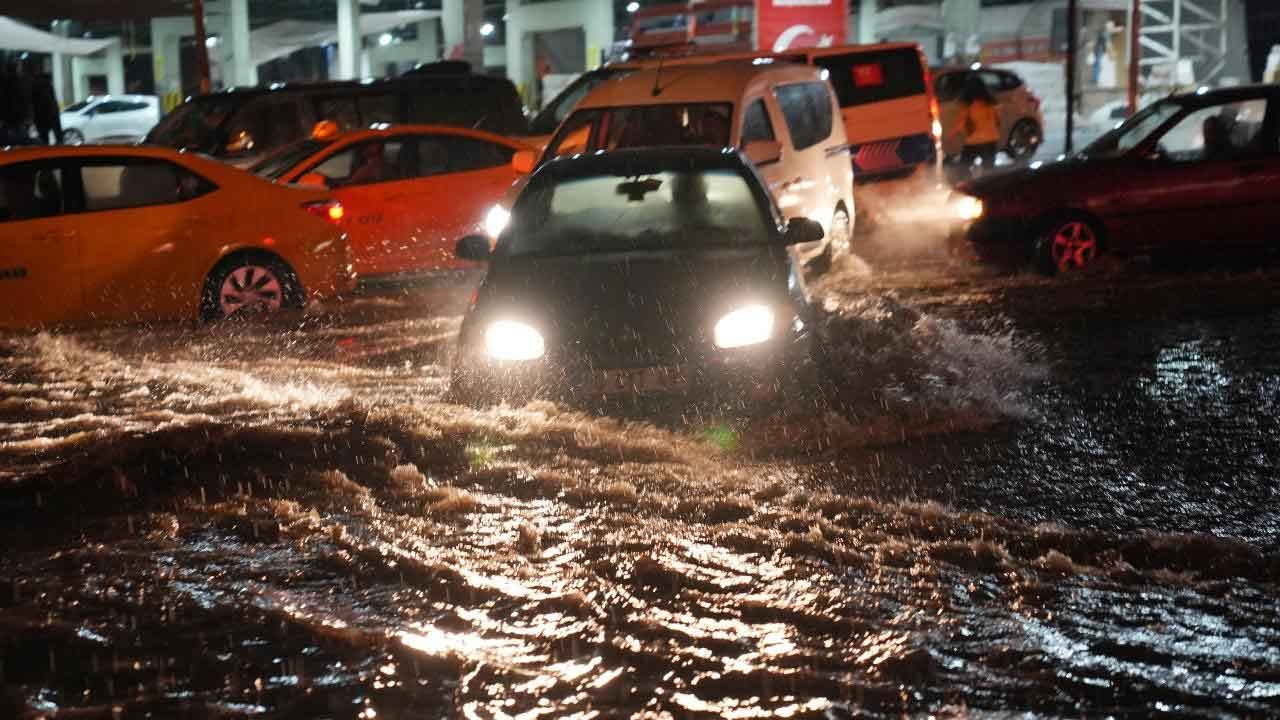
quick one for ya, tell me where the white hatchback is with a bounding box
[60,96,161,145]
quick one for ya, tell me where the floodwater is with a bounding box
[2,246,1278,718]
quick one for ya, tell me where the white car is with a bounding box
[60,95,161,145]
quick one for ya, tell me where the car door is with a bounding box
[74,157,214,323]
[0,160,82,328]
[394,134,519,272]
[1115,96,1273,251]
[296,139,407,278]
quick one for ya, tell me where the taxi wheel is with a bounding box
[201,254,303,322]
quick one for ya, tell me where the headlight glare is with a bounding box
[484,205,511,238]
[955,195,985,221]
[484,320,544,361]
[714,305,774,349]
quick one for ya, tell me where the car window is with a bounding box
[997,71,1022,91]
[1156,99,1270,162]
[1080,100,1182,159]
[122,101,151,112]
[813,47,927,108]
[80,160,213,212]
[933,72,963,102]
[94,101,126,114]
[0,162,68,222]
[978,71,1004,93]
[311,140,406,187]
[145,94,242,152]
[64,99,94,113]
[774,83,832,151]
[447,137,516,172]
[358,94,399,125]
[739,99,775,146]
[224,97,306,155]
[315,96,361,132]
[506,168,770,257]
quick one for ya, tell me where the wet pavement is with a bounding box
[2,237,1279,718]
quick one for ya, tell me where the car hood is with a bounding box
[960,155,1117,198]
[471,248,789,366]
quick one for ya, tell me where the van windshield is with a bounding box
[545,103,733,159]
[813,48,926,107]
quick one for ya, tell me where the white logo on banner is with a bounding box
[771,24,836,52]
[772,0,832,6]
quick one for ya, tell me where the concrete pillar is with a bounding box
[857,0,876,44]
[106,39,125,95]
[420,20,440,63]
[50,20,71,106]
[582,0,612,69]
[71,57,90,100]
[443,0,464,58]
[151,16,194,104]
[506,0,615,105]
[336,0,362,79]
[228,0,257,86]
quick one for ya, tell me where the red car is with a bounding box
[955,84,1280,274]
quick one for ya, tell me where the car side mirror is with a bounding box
[783,217,824,245]
[744,139,782,167]
[511,149,537,175]
[456,234,492,262]
[297,172,330,189]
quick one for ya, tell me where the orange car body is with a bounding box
[0,145,354,330]
[259,125,529,280]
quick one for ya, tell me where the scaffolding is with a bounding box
[1136,0,1230,89]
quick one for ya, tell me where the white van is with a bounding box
[535,61,856,267]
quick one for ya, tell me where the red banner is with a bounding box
[755,0,846,53]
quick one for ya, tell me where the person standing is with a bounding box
[32,72,63,144]
[955,74,1001,178]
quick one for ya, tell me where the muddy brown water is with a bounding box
[2,255,1278,718]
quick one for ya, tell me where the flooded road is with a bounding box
[2,249,1279,718]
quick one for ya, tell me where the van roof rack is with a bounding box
[404,60,473,76]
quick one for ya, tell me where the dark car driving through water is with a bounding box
[448,147,826,408]
[952,83,1280,275]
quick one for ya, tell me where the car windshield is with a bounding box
[250,139,335,180]
[545,103,734,159]
[64,99,95,113]
[528,69,631,136]
[146,95,245,152]
[504,167,771,257]
[1079,99,1182,159]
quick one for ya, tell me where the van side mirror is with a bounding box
[511,149,537,175]
[744,139,782,167]
[783,217,824,245]
[456,234,492,262]
[297,172,330,189]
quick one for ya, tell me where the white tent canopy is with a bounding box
[251,9,439,66]
[0,16,117,55]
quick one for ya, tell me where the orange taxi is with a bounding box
[251,124,529,281]
[0,145,354,330]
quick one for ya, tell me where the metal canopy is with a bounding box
[1137,0,1230,87]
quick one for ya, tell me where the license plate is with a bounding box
[591,366,687,395]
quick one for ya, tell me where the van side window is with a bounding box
[775,83,833,151]
[739,99,775,146]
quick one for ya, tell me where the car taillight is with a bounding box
[303,199,345,225]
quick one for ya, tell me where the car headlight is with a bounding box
[484,320,544,361]
[954,195,985,221]
[714,305,774,349]
[484,205,510,238]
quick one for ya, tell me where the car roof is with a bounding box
[535,146,751,181]
[0,144,189,162]
[322,124,530,149]
[1165,83,1279,106]
[182,70,512,100]
[575,61,822,108]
